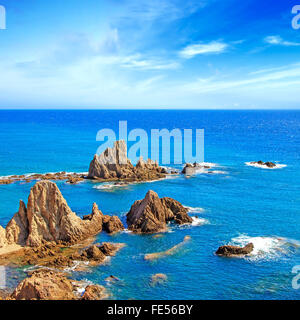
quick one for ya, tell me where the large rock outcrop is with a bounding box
[88,140,167,181]
[215,243,254,257]
[4,180,123,247]
[11,270,78,300]
[126,190,193,233]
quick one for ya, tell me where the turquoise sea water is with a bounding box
[0,110,300,300]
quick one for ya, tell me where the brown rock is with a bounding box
[150,273,168,286]
[250,161,277,168]
[0,226,7,248]
[5,181,103,247]
[11,270,77,300]
[127,190,192,233]
[102,215,124,234]
[6,200,28,245]
[215,243,254,257]
[84,245,105,261]
[88,141,167,182]
[81,285,108,300]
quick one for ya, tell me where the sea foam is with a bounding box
[230,234,299,261]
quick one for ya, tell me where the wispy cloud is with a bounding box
[120,55,179,70]
[181,63,300,93]
[179,41,228,58]
[264,35,300,46]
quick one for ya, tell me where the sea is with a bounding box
[0,109,299,300]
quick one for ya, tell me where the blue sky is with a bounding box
[0,0,300,109]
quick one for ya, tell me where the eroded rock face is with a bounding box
[11,270,77,300]
[0,226,7,248]
[215,243,254,257]
[88,140,167,181]
[6,201,28,245]
[5,181,112,247]
[127,190,192,233]
[102,215,124,234]
[79,242,125,267]
[81,285,108,300]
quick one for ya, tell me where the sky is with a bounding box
[0,0,300,109]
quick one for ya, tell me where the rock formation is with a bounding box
[150,274,168,286]
[11,270,78,300]
[79,242,125,267]
[145,236,191,260]
[250,161,277,168]
[88,140,167,181]
[4,180,124,248]
[0,172,85,185]
[10,269,108,300]
[215,243,254,257]
[182,162,211,175]
[81,285,108,300]
[0,226,7,248]
[127,190,193,233]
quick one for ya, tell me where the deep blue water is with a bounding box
[0,110,300,300]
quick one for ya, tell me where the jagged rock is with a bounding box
[80,242,124,265]
[102,215,124,234]
[0,226,7,248]
[84,245,106,261]
[81,285,108,300]
[10,270,77,300]
[88,141,167,181]
[215,243,254,257]
[5,181,103,247]
[127,190,192,233]
[6,200,28,245]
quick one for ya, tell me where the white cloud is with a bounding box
[264,35,300,46]
[180,63,300,93]
[120,55,179,70]
[179,41,228,58]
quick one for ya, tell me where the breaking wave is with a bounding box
[230,234,300,261]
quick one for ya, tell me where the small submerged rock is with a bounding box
[215,243,254,257]
[150,273,168,286]
[145,236,191,260]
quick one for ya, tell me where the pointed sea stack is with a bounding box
[88,140,168,181]
[3,180,124,247]
[126,190,193,233]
